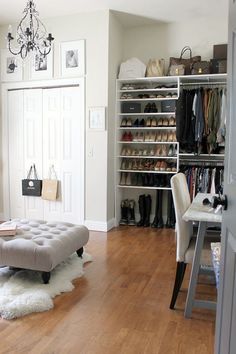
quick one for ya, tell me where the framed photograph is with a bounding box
[89,107,106,131]
[60,40,85,77]
[30,49,53,80]
[1,49,23,82]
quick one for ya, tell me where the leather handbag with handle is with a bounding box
[22,164,42,196]
[191,61,210,75]
[146,59,165,77]
[168,46,201,75]
[169,64,185,76]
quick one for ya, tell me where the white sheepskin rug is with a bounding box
[0,252,92,320]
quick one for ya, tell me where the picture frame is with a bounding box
[88,107,106,131]
[60,40,85,77]
[30,49,53,80]
[0,49,23,82]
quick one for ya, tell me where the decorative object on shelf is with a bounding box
[7,1,54,59]
[118,57,146,79]
[88,107,106,131]
[169,64,185,76]
[30,49,53,80]
[146,59,165,77]
[191,61,210,75]
[168,46,201,75]
[60,40,85,77]
[0,49,23,82]
[22,164,42,197]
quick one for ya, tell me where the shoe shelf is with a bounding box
[119,127,176,130]
[118,156,177,159]
[118,170,177,174]
[118,112,176,116]
[118,185,172,190]
[118,88,178,93]
[118,97,177,102]
[118,141,178,144]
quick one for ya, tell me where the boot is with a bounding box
[119,199,129,225]
[137,194,146,227]
[156,190,164,228]
[128,200,136,226]
[144,194,152,227]
[151,190,159,228]
[165,191,172,228]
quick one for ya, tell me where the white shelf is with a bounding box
[118,88,178,93]
[118,141,177,144]
[118,185,172,190]
[119,156,177,159]
[118,169,176,174]
[119,127,176,130]
[118,97,177,102]
[118,112,176,116]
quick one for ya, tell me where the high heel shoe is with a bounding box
[169,116,176,126]
[157,118,163,126]
[146,117,152,127]
[121,118,127,127]
[156,132,162,141]
[151,118,157,127]
[154,161,161,171]
[160,161,167,171]
[150,132,156,142]
[161,145,168,156]
[162,132,168,142]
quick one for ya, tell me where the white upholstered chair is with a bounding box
[169,172,218,309]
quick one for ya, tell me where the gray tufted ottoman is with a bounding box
[0,219,89,284]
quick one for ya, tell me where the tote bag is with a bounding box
[22,164,42,197]
[42,165,58,201]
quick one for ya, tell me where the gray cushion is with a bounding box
[0,219,89,272]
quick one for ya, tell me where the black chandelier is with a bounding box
[7,0,54,59]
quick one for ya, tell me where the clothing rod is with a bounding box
[180,82,227,86]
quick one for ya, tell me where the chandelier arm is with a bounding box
[8,42,23,56]
[37,45,51,56]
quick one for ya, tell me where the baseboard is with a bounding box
[85,218,115,232]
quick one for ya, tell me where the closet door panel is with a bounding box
[8,90,25,218]
[23,89,44,220]
[42,89,62,221]
[61,86,84,224]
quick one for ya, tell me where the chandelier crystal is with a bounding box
[7,0,54,59]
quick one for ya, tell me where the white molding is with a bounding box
[85,218,115,232]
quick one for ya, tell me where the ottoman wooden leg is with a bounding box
[76,247,84,258]
[42,272,51,284]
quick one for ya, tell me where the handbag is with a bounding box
[118,57,146,79]
[22,164,42,197]
[168,46,201,75]
[42,165,58,201]
[146,59,165,77]
[191,61,210,75]
[169,64,185,76]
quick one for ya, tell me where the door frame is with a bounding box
[1,77,85,222]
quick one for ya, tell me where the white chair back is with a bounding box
[171,173,193,262]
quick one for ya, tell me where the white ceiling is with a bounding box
[0,0,228,26]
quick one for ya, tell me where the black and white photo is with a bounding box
[1,49,22,81]
[30,50,53,80]
[35,54,47,71]
[61,40,85,77]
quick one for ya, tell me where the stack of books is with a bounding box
[0,223,17,237]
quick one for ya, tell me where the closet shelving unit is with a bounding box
[115,76,180,224]
[115,73,227,225]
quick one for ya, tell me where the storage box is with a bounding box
[213,44,227,60]
[121,102,141,113]
[161,100,176,113]
[210,59,227,74]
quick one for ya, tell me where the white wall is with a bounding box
[0,10,111,228]
[123,16,228,73]
[107,12,124,223]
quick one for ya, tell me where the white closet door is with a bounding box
[43,88,62,220]
[43,85,84,224]
[23,89,44,220]
[8,90,25,218]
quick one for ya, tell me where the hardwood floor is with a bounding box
[0,227,216,354]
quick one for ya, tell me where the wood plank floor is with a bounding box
[0,227,216,354]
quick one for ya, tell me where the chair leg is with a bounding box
[76,247,84,258]
[169,262,187,309]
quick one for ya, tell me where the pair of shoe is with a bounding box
[133,118,145,127]
[156,132,177,142]
[144,103,158,113]
[121,132,133,141]
[157,117,175,126]
[120,118,132,127]
[120,172,131,185]
[120,93,133,99]
[146,118,157,127]
[167,144,178,157]
[121,84,135,90]
[119,199,136,226]
[154,161,177,172]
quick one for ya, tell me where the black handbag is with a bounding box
[22,164,42,197]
